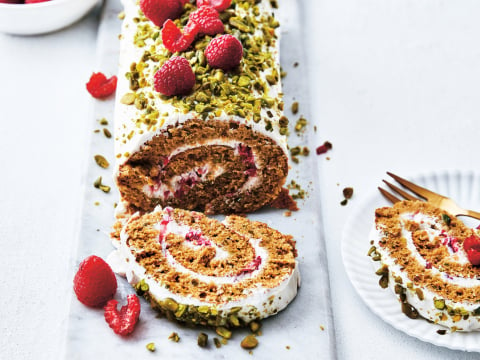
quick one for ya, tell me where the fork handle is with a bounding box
[459,209,480,221]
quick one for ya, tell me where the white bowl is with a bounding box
[0,0,101,35]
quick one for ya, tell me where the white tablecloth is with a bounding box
[1,1,479,359]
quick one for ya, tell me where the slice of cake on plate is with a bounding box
[369,200,480,331]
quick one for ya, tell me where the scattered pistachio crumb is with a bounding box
[168,332,180,342]
[320,325,325,331]
[118,11,125,20]
[291,101,299,114]
[197,332,208,348]
[240,335,258,350]
[287,180,306,200]
[146,342,155,352]
[286,345,291,350]
[294,117,307,132]
[93,176,111,193]
[103,128,112,138]
[213,337,222,348]
[93,129,100,133]
[99,118,108,125]
[94,201,100,206]
[340,199,348,206]
[94,154,109,169]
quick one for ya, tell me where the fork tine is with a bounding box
[378,187,402,204]
[382,180,419,201]
[386,172,443,201]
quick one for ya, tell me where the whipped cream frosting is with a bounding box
[371,211,480,331]
[114,0,288,174]
[108,207,300,323]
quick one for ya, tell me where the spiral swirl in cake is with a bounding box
[114,0,289,216]
[109,206,300,328]
[370,201,480,331]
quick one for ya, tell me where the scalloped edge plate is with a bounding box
[342,170,480,352]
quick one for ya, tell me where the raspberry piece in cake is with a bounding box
[86,72,117,99]
[189,5,224,36]
[205,34,243,70]
[104,294,141,336]
[139,0,184,28]
[196,0,232,12]
[464,235,480,265]
[73,255,117,307]
[153,56,195,96]
[107,207,300,328]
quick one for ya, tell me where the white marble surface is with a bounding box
[1,0,480,359]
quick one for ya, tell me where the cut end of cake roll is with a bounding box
[114,0,290,216]
[369,200,480,331]
[107,206,300,328]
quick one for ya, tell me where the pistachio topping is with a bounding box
[119,0,285,140]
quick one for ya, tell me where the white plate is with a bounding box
[342,170,480,352]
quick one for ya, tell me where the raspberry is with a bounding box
[153,56,195,96]
[189,5,224,36]
[464,235,480,265]
[86,72,117,99]
[196,0,232,12]
[25,0,50,3]
[161,19,198,53]
[205,34,243,70]
[73,255,117,308]
[104,294,141,336]
[140,0,184,28]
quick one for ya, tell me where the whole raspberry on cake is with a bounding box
[107,207,300,328]
[369,200,480,331]
[114,0,288,216]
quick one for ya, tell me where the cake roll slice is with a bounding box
[370,200,480,331]
[108,206,300,328]
[114,0,289,216]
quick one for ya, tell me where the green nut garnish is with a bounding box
[434,299,446,310]
[215,326,232,339]
[240,335,258,350]
[197,333,208,348]
[94,155,109,169]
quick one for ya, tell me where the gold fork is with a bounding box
[378,172,480,220]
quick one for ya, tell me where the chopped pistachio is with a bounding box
[94,155,109,169]
[240,335,258,350]
[103,128,112,138]
[291,101,299,114]
[146,342,155,352]
[197,333,208,348]
[168,332,180,342]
